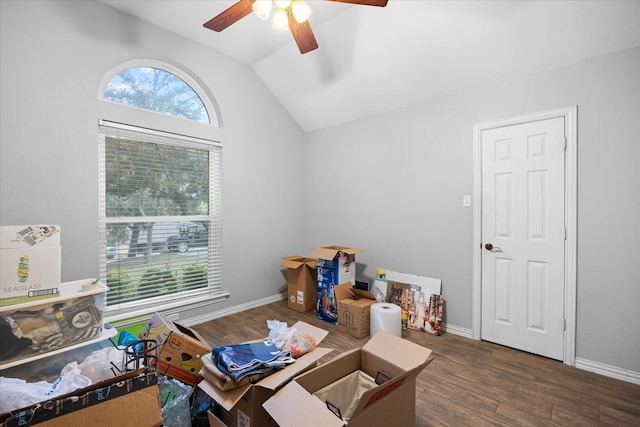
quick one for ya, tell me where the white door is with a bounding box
[481,117,566,360]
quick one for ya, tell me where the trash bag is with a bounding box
[190,386,217,427]
[158,375,193,427]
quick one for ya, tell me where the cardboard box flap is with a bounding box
[263,381,344,427]
[335,282,375,303]
[312,246,364,260]
[363,331,432,371]
[350,288,376,301]
[257,347,334,390]
[333,282,355,301]
[198,379,252,412]
[280,256,317,270]
[350,358,434,420]
[291,321,329,344]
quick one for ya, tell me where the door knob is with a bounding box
[485,243,501,251]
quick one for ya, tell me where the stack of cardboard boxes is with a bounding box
[282,245,370,329]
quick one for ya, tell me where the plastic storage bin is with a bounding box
[0,278,108,366]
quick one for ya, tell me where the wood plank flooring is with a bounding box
[191,300,640,426]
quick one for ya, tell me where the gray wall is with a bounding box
[305,48,640,374]
[1,1,638,377]
[0,1,305,309]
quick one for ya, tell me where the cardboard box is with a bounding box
[312,246,363,324]
[263,331,433,427]
[281,256,317,313]
[0,369,162,427]
[199,321,333,427]
[0,279,107,366]
[139,312,210,385]
[1,225,61,306]
[334,282,377,339]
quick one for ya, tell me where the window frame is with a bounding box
[97,60,225,323]
[98,59,220,127]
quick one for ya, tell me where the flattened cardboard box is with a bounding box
[313,246,363,324]
[334,282,377,339]
[139,312,210,385]
[280,256,317,313]
[0,369,162,427]
[199,321,333,427]
[263,331,434,427]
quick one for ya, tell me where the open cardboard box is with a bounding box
[200,321,333,427]
[0,369,162,427]
[280,256,317,313]
[139,312,210,385]
[263,331,433,427]
[334,282,377,339]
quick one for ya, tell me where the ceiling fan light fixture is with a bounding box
[272,7,289,30]
[274,0,291,9]
[205,0,388,54]
[251,0,272,20]
[291,0,310,23]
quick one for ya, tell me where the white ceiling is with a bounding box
[99,0,639,132]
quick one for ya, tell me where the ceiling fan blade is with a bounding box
[326,0,388,6]
[203,0,254,32]
[288,15,319,54]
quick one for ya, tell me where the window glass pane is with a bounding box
[104,67,209,123]
[106,220,210,305]
[106,137,209,217]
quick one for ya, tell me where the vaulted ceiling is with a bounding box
[99,1,639,132]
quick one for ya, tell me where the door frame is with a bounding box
[471,106,577,365]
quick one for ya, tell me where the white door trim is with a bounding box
[472,106,577,365]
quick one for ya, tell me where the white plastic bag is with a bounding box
[0,368,92,413]
[266,320,316,358]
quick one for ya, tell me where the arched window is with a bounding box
[103,66,210,123]
[98,61,224,318]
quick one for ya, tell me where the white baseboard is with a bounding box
[179,293,286,327]
[575,357,640,385]
[442,323,473,338]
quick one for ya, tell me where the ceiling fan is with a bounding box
[203,0,388,54]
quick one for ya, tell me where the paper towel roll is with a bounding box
[370,303,402,337]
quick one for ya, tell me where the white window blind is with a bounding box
[98,121,222,313]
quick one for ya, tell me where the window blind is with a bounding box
[98,121,222,313]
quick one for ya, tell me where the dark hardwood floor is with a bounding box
[191,300,640,426]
